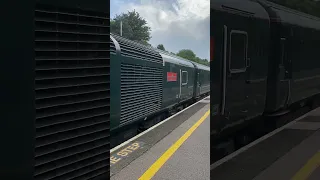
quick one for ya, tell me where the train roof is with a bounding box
[192,62,210,71]
[110,33,163,64]
[156,49,194,68]
[155,49,210,70]
[258,0,320,30]
[111,33,209,69]
[110,33,155,50]
[211,0,269,20]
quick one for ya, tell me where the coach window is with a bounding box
[182,71,188,85]
[229,31,248,73]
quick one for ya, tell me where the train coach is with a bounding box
[211,0,320,149]
[110,34,210,147]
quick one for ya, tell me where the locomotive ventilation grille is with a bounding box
[111,33,163,64]
[120,63,163,125]
[110,37,116,54]
[34,4,110,180]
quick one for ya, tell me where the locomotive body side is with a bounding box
[193,62,210,97]
[259,0,320,114]
[210,0,270,135]
[110,36,121,131]
[110,35,210,147]
[160,52,196,109]
[211,0,320,158]
[110,34,164,145]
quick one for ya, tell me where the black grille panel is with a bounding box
[120,63,163,125]
[110,37,116,54]
[111,34,163,64]
[34,4,109,180]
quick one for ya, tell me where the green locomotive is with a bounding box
[110,33,210,147]
[211,0,320,162]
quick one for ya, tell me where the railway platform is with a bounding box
[110,96,210,180]
[211,106,320,180]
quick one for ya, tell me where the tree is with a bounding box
[157,44,166,51]
[199,58,210,66]
[111,10,152,44]
[176,49,197,61]
[176,49,209,66]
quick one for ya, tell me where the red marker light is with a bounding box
[167,72,177,82]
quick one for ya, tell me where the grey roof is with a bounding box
[211,0,269,20]
[259,0,320,30]
[157,50,194,68]
[155,49,210,70]
[192,62,210,71]
[110,34,210,70]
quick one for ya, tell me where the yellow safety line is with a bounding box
[292,151,320,180]
[138,110,210,180]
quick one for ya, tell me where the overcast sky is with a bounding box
[110,0,210,60]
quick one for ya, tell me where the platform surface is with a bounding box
[211,107,320,180]
[110,97,210,180]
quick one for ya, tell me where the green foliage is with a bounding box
[110,10,152,44]
[157,44,166,51]
[176,49,209,66]
[176,49,197,61]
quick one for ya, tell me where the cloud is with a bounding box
[112,0,210,60]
